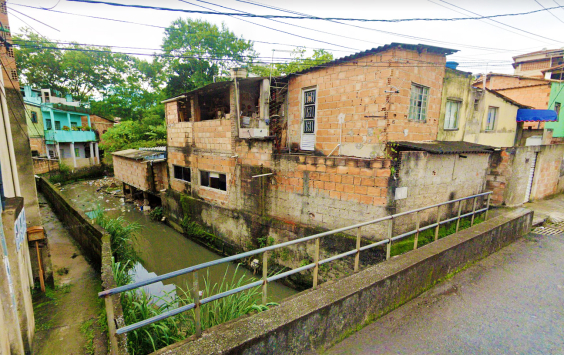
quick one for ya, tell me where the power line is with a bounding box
[234,0,531,54]
[6,4,358,53]
[8,7,60,32]
[535,0,564,24]
[188,0,379,48]
[66,0,564,24]
[176,0,358,50]
[436,0,562,44]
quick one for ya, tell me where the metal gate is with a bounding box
[524,152,538,203]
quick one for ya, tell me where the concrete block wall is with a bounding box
[113,155,149,191]
[287,47,446,157]
[531,144,564,200]
[193,120,232,151]
[29,137,45,156]
[495,84,550,109]
[168,121,192,148]
[32,158,59,175]
[153,161,168,192]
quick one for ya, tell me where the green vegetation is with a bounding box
[149,206,164,221]
[250,47,334,77]
[79,319,96,355]
[390,215,485,257]
[98,211,273,354]
[49,164,108,185]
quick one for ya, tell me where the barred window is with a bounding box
[10,69,17,81]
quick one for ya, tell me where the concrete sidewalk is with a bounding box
[32,194,107,355]
[321,196,564,355]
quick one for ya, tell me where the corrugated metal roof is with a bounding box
[287,42,458,77]
[112,149,166,160]
[394,141,495,154]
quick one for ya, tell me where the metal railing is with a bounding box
[99,191,492,336]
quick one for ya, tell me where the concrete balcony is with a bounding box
[44,130,96,143]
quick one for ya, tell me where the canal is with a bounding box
[60,179,297,302]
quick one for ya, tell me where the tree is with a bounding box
[14,29,129,100]
[161,18,256,97]
[100,117,166,153]
[250,47,334,77]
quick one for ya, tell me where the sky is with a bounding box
[6,0,564,74]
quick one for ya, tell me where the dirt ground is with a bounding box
[32,194,107,355]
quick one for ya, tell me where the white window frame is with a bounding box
[300,86,318,151]
[486,106,498,131]
[444,99,461,130]
[408,83,430,121]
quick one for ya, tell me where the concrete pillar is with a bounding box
[89,142,94,166]
[70,142,77,168]
[87,114,91,128]
[95,142,100,164]
[55,142,60,162]
[66,112,72,129]
[49,110,55,131]
[142,191,150,212]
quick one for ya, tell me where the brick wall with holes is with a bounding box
[494,85,551,109]
[32,158,59,175]
[113,156,149,191]
[531,144,564,200]
[287,47,446,157]
[486,150,512,206]
[486,76,549,91]
[153,161,168,192]
[29,137,46,156]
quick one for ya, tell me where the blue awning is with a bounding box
[516,109,558,122]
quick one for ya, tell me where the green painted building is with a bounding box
[544,82,564,138]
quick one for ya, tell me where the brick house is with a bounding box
[513,48,564,78]
[158,43,503,279]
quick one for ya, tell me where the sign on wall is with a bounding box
[14,208,26,252]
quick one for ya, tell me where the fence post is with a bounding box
[456,199,463,233]
[434,205,441,241]
[193,271,201,337]
[413,211,420,250]
[313,238,320,289]
[262,251,268,305]
[485,194,491,221]
[354,227,361,272]
[471,196,477,226]
[386,218,393,260]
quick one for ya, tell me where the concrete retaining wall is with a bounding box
[153,208,532,355]
[37,176,128,354]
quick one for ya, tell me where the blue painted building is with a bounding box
[22,86,100,168]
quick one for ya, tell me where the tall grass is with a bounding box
[98,211,273,355]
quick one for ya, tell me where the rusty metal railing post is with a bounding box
[434,205,441,241]
[413,211,420,250]
[262,251,268,305]
[386,217,393,260]
[354,227,361,272]
[313,238,320,288]
[471,196,477,226]
[456,200,463,233]
[485,194,491,221]
[193,271,201,337]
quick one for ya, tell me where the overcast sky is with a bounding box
[6,0,564,74]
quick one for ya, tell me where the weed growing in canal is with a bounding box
[94,209,140,266]
[149,207,164,221]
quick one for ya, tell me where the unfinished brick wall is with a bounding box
[168,122,192,147]
[494,84,551,109]
[153,161,168,192]
[113,155,149,191]
[287,47,447,157]
[486,150,512,205]
[486,76,549,91]
[29,137,45,156]
[193,120,232,151]
[32,158,59,175]
[532,144,564,200]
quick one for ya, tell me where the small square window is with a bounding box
[31,111,38,123]
[173,165,191,182]
[48,150,55,158]
[486,107,498,131]
[54,121,61,130]
[31,150,39,157]
[200,171,227,191]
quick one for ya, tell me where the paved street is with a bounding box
[325,199,564,355]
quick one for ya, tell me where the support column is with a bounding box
[95,142,100,164]
[66,112,72,129]
[69,142,77,168]
[89,142,94,166]
[142,191,150,212]
[55,142,60,162]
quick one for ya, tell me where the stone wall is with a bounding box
[32,157,59,175]
[154,208,532,355]
[287,47,447,157]
[486,144,564,206]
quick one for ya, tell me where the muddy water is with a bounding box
[60,180,297,302]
